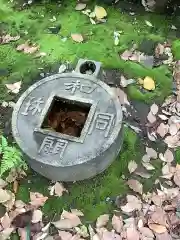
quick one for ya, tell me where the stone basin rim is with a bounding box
[12,72,123,167]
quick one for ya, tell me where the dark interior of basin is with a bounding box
[41,96,91,137]
[79,61,96,75]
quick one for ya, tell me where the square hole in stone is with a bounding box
[41,96,91,138]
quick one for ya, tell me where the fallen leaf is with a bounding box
[15,200,26,208]
[146,147,157,159]
[126,227,140,240]
[164,149,174,163]
[164,135,180,148]
[101,231,122,240]
[0,227,15,240]
[52,218,81,229]
[147,111,156,123]
[71,209,84,217]
[32,209,43,223]
[147,131,157,141]
[94,6,107,19]
[169,123,178,136]
[30,192,48,207]
[75,225,89,237]
[16,42,39,54]
[121,195,142,213]
[3,190,15,210]
[61,209,81,221]
[158,115,168,120]
[96,214,109,228]
[155,43,165,58]
[88,225,95,240]
[90,18,96,25]
[0,34,20,44]
[157,123,169,138]
[127,179,143,194]
[75,3,86,10]
[142,162,155,170]
[174,164,180,187]
[1,213,11,229]
[150,103,159,115]
[142,154,150,163]
[128,160,137,173]
[143,76,155,91]
[0,179,7,188]
[112,215,123,233]
[54,182,68,197]
[139,227,154,238]
[58,231,73,240]
[0,189,11,203]
[5,81,22,94]
[150,207,168,226]
[145,20,153,27]
[71,34,84,43]
[120,75,135,88]
[155,231,172,240]
[13,180,18,193]
[111,87,130,106]
[148,223,166,234]
[58,64,67,74]
[18,228,27,240]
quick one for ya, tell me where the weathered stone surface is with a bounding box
[12,60,123,182]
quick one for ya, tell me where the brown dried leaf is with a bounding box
[139,227,154,238]
[112,215,123,233]
[96,214,109,228]
[52,218,81,229]
[71,209,84,217]
[75,225,89,238]
[126,227,140,240]
[71,34,84,43]
[3,190,15,211]
[127,179,143,194]
[146,147,157,159]
[0,189,11,203]
[155,231,172,240]
[15,200,26,209]
[32,209,43,223]
[142,162,155,171]
[164,149,174,163]
[142,154,150,163]
[13,180,18,193]
[150,103,159,115]
[75,3,86,10]
[121,195,142,213]
[147,131,157,142]
[111,87,130,106]
[16,42,39,54]
[128,160,137,173]
[18,228,27,240]
[58,230,73,240]
[147,111,156,124]
[30,192,48,207]
[169,124,178,136]
[54,182,68,197]
[101,231,122,240]
[0,179,7,188]
[1,34,20,44]
[150,208,168,226]
[0,227,15,240]
[157,123,169,138]
[174,164,180,187]
[164,135,180,148]
[5,81,22,94]
[158,115,168,120]
[148,223,166,234]
[1,213,11,229]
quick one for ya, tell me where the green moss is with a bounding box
[0,0,176,103]
[172,40,180,60]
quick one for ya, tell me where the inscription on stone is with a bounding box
[38,136,68,158]
[21,97,44,116]
[88,112,114,137]
[64,80,96,94]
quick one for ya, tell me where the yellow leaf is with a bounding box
[94,6,107,19]
[143,76,155,90]
[138,78,144,85]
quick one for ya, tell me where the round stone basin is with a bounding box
[12,60,123,182]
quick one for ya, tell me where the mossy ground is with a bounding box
[0,0,180,223]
